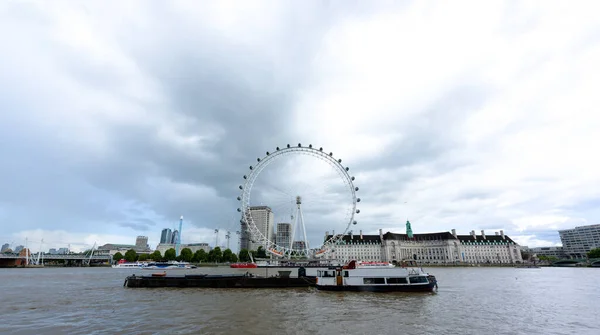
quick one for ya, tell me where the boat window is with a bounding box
[363,278,385,284]
[344,271,349,277]
[409,276,429,284]
[386,277,408,284]
[321,271,335,277]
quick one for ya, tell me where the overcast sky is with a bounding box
[1,1,599,252]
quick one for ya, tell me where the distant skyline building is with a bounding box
[292,240,306,252]
[57,247,69,254]
[276,223,292,249]
[135,236,149,250]
[1,243,8,252]
[171,230,179,244]
[239,219,250,251]
[241,206,274,251]
[14,245,24,253]
[48,248,57,254]
[528,246,566,259]
[160,228,172,244]
[559,224,600,258]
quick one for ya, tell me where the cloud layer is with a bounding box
[1,1,599,251]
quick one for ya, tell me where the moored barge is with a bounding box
[124,271,316,288]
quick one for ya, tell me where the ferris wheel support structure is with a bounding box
[289,195,309,256]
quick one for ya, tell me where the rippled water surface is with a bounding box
[0,266,598,335]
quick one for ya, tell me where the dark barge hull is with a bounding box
[124,274,316,288]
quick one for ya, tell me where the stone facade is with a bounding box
[325,228,523,264]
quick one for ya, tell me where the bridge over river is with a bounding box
[552,258,600,267]
[0,253,111,267]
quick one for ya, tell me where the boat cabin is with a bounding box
[315,259,437,292]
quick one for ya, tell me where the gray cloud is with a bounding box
[0,1,347,247]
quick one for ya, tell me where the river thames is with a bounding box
[0,266,598,335]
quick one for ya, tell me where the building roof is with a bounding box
[325,234,381,243]
[456,234,516,244]
[558,223,600,232]
[324,231,519,245]
[383,231,455,241]
[249,206,272,211]
[98,243,137,250]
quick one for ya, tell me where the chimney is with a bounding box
[481,230,486,240]
[500,230,505,240]
[495,232,499,236]
[451,229,457,238]
[350,231,354,239]
[471,230,476,238]
[325,231,329,238]
[360,230,363,240]
[379,229,383,238]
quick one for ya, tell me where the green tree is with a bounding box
[180,248,193,262]
[150,250,162,261]
[538,255,558,262]
[238,249,250,262]
[164,248,176,261]
[222,248,232,262]
[256,246,267,258]
[587,248,600,259]
[124,249,138,262]
[113,252,124,262]
[138,253,148,261]
[222,249,238,263]
[192,249,208,263]
[208,247,222,263]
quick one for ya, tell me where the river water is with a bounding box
[0,266,598,335]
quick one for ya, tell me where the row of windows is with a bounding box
[363,277,428,284]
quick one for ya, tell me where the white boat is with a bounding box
[112,261,146,269]
[315,260,438,292]
[141,261,197,270]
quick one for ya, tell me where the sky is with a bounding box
[1,0,599,252]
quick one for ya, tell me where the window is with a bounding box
[386,277,408,284]
[344,271,349,277]
[409,276,429,284]
[320,271,335,277]
[363,278,385,284]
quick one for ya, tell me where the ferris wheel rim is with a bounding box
[236,144,360,258]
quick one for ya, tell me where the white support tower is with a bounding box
[289,195,309,256]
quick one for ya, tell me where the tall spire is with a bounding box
[406,220,413,238]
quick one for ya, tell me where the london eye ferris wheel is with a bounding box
[237,143,360,258]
